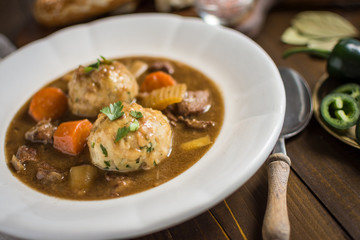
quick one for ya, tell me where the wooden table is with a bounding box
[1,1,359,239]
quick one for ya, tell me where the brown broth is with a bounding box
[5,56,224,200]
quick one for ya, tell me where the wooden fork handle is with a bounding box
[262,153,291,240]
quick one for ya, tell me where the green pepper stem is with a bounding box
[283,47,331,59]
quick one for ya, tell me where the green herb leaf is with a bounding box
[91,142,95,148]
[100,144,108,157]
[153,160,157,166]
[100,55,112,65]
[146,142,154,153]
[114,119,140,143]
[104,160,111,167]
[84,59,101,73]
[84,56,113,73]
[129,119,139,131]
[101,101,124,120]
[84,66,95,73]
[130,110,143,119]
[115,126,130,143]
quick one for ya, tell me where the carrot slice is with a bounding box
[29,87,68,122]
[53,119,92,156]
[140,71,176,92]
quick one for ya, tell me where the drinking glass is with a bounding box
[195,0,255,26]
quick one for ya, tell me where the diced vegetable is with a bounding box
[69,164,98,195]
[140,71,176,92]
[180,135,212,151]
[356,119,360,143]
[29,87,68,122]
[332,83,360,105]
[320,93,359,129]
[129,60,148,78]
[53,119,92,155]
[139,84,187,110]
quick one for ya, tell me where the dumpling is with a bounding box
[88,102,172,172]
[68,60,138,117]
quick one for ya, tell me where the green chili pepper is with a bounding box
[283,38,360,80]
[332,83,360,105]
[356,119,360,142]
[320,93,360,129]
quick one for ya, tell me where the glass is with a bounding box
[195,0,255,27]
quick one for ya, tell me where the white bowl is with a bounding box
[0,13,285,240]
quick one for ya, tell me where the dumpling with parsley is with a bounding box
[88,102,172,172]
[68,57,139,117]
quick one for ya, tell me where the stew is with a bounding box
[5,56,224,200]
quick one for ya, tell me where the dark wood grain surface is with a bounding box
[0,1,359,239]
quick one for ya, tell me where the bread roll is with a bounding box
[33,0,135,27]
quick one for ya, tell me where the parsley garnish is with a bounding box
[114,120,139,143]
[130,110,143,119]
[101,101,124,120]
[153,160,157,166]
[84,56,112,73]
[100,144,108,157]
[146,142,154,152]
[104,160,111,168]
[100,55,112,64]
[115,126,130,143]
[84,59,100,73]
[91,142,95,148]
[129,119,139,131]
[140,143,154,152]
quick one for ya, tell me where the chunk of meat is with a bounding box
[178,116,215,129]
[163,104,215,129]
[36,162,65,183]
[177,90,211,116]
[149,61,174,74]
[11,155,25,172]
[25,119,57,144]
[162,108,178,126]
[10,145,39,172]
[105,172,134,197]
[15,145,39,162]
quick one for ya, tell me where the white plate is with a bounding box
[0,13,285,240]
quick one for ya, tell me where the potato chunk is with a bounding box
[180,135,212,151]
[69,164,98,195]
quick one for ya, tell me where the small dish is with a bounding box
[313,74,360,149]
